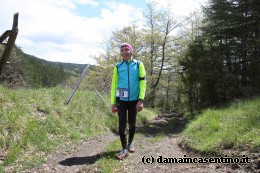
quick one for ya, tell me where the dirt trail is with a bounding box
[24,114,255,173]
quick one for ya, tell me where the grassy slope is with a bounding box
[181,97,260,154]
[0,86,158,172]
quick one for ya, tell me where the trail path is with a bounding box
[25,114,256,173]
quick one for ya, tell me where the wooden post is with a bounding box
[64,64,89,105]
[0,13,19,75]
[0,31,12,43]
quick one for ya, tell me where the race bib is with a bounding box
[116,88,128,98]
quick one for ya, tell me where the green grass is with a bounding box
[181,97,260,154]
[0,86,158,172]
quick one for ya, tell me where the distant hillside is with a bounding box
[0,45,93,88]
[49,62,87,76]
[32,58,89,77]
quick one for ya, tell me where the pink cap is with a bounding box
[120,43,133,54]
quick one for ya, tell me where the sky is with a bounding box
[0,0,207,65]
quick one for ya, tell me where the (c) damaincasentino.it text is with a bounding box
[142,155,250,164]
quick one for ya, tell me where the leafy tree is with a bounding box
[180,0,260,114]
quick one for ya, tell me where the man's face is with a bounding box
[120,47,131,60]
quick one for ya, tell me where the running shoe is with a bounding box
[128,143,135,153]
[116,149,128,160]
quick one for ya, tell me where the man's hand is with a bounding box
[136,100,144,112]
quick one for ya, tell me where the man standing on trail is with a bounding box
[110,43,146,160]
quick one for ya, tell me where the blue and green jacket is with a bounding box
[110,58,146,104]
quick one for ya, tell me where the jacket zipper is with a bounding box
[128,62,130,101]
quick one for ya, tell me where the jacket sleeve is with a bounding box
[110,66,118,105]
[138,62,146,100]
